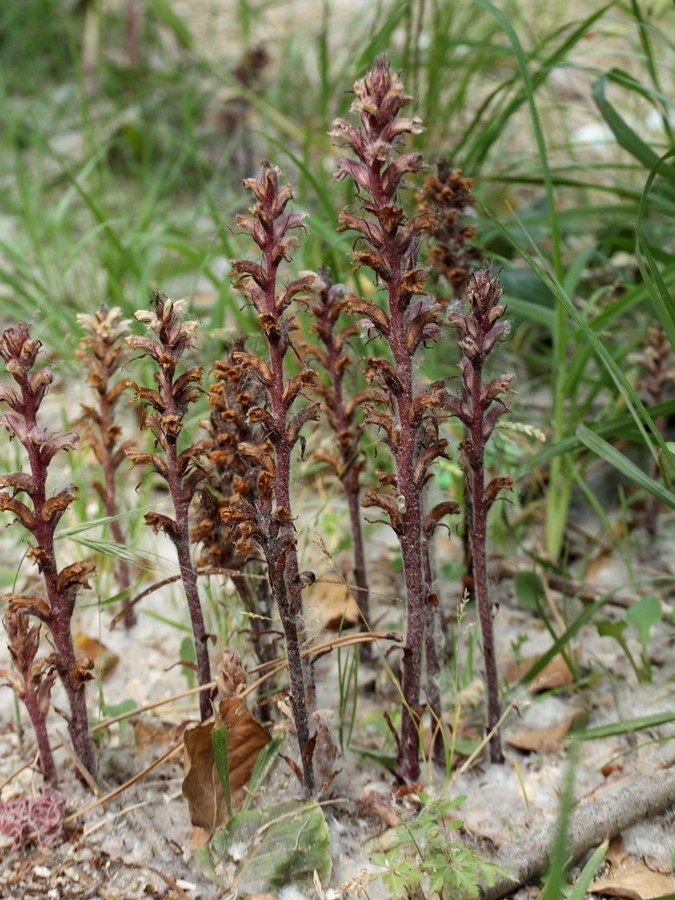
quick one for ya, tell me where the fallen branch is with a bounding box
[484,763,675,899]
[493,558,673,620]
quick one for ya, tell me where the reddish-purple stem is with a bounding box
[467,363,504,764]
[21,400,97,777]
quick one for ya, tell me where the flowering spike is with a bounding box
[447,262,514,763]
[332,56,452,782]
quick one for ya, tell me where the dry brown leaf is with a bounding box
[356,791,400,828]
[504,650,578,693]
[73,634,118,679]
[423,720,482,767]
[132,719,183,750]
[590,860,675,899]
[182,698,270,835]
[505,708,584,752]
[312,580,360,631]
[605,836,629,868]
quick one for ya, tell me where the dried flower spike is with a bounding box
[0,322,97,780]
[447,263,514,762]
[125,295,213,721]
[194,339,276,685]
[332,57,457,782]
[228,161,319,794]
[305,270,373,659]
[76,305,136,626]
[416,159,479,300]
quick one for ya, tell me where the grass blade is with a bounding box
[577,423,675,507]
[212,723,232,820]
[567,710,675,741]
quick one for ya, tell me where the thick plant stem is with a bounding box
[229,162,319,794]
[448,265,513,764]
[345,487,371,660]
[467,439,503,764]
[396,507,429,782]
[23,687,57,784]
[262,237,315,728]
[270,566,314,795]
[306,274,372,661]
[159,372,212,722]
[332,57,450,782]
[23,403,96,777]
[34,522,97,777]
[0,323,98,780]
[126,297,212,724]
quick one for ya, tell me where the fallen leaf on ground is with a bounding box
[73,634,118,679]
[423,720,482,767]
[132,719,184,750]
[505,708,584,752]
[311,580,360,630]
[590,859,675,899]
[504,650,578,692]
[182,698,270,836]
[356,791,400,828]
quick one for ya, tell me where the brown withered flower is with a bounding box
[76,305,136,626]
[125,295,213,721]
[416,159,479,299]
[331,56,458,782]
[229,162,319,795]
[303,270,374,658]
[193,339,276,679]
[446,263,514,763]
[0,322,97,780]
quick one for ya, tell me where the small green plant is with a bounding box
[370,792,510,898]
[596,593,662,684]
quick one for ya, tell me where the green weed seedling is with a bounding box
[370,793,510,898]
[597,593,662,684]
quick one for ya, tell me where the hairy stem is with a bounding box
[164,413,212,723]
[468,364,503,764]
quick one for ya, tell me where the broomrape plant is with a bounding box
[76,305,136,627]
[223,162,320,795]
[125,295,213,722]
[330,57,460,782]
[0,323,97,781]
[304,271,373,660]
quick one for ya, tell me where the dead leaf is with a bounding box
[182,698,270,836]
[311,580,360,631]
[132,719,184,750]
[73,634,118,679]
[356,791,400,828]
[505,708,584,752]
[504,650,579,693]
[590,859,675,899]
[423,720,482,767]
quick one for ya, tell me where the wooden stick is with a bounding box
[484,762,675,899]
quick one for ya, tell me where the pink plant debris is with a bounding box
[0,785,66,850]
